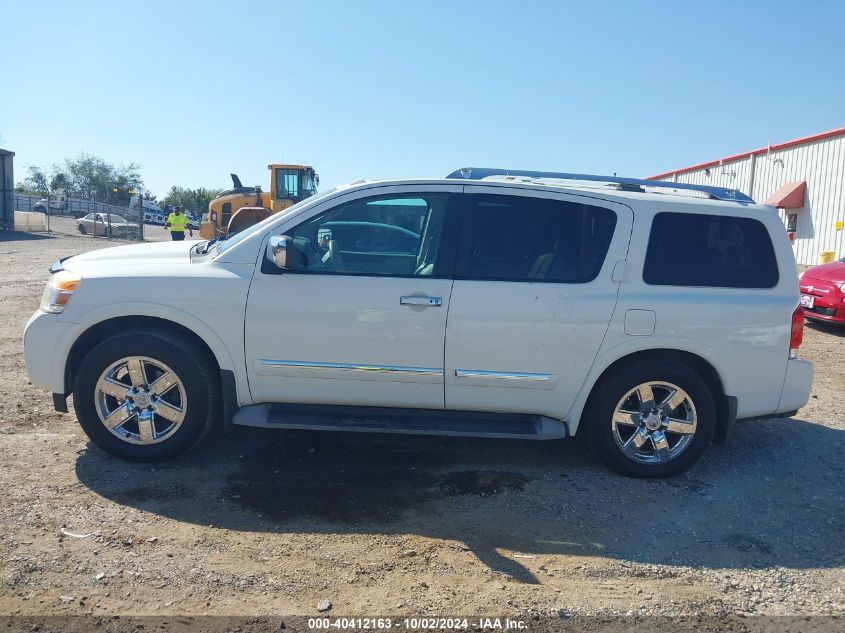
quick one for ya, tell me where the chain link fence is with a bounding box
[13,194,173,243]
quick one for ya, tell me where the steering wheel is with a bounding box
[325,240,345,272]
[307,239,343,272]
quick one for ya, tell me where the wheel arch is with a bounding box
[65,315,224,397]
[569,347,731,441]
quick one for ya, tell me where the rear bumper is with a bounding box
[776,358,814,414]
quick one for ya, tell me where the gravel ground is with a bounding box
[1,231,843,629]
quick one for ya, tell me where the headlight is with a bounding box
[40,271,81,313]
[839,282,845,294]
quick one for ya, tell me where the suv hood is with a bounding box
[802,260,845,283]
[63,241,196,273]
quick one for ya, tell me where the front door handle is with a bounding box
[400,295,442,307]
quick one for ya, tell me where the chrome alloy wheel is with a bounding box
[611,381,697,464]
[94,356,186,445]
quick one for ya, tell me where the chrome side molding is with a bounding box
[259,359,443,376]
[455,369,553,381]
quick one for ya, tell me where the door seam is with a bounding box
[441,279,456,408]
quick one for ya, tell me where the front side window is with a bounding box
[459,194,617,283]
[643,212,778,288]
[288,193,450,277]
[301,170,318,197]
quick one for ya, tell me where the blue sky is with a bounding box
[2,0,844,198]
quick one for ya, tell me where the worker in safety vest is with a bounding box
[164,205,193,241]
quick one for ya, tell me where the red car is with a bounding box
[799,256,845,325]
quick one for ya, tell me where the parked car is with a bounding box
[76,213,140,238]
[24,169,813,477]
[799,256,845,324]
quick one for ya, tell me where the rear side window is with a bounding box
[643,212,778,288]
[461,195,617,283]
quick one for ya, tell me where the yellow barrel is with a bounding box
[818,251,836,264]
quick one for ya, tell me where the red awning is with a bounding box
[763,181,806,209]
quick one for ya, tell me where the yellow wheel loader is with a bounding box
[199,164,318,240]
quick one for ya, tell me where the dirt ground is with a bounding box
[1,231,843,629]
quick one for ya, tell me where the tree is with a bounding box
[16,164,69,195]
[22,165,50,194]
[15,153,145,204]
[50,171,72,193]
[63,153,143,203]
[14,182,40,195]
[163,186,222,215]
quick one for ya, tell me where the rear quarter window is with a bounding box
[643,212,779,288]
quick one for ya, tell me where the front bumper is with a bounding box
[801,282,845,324]
[24,310,78,394]
[776,358,814,414]
[804,301,845,324]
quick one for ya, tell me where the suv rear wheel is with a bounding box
[585,360,716,478]
[72,329,219,461]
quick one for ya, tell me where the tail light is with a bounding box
[790,306,804,356]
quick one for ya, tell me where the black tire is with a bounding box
[72,329,219,462]
[78,224,87,235]
[584,359,716,478]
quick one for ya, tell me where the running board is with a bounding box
[232,404,567,440]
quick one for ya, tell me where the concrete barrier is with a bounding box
[14,211,47,232]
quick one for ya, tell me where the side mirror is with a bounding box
[267,235,302,270]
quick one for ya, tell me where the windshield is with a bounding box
[213,187,339,256]
[106,214,128,223]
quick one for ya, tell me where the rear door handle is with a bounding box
[400,295,442,307]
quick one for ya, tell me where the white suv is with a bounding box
[23,169,814,477]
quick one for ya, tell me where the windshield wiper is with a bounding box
[198,233,233,255]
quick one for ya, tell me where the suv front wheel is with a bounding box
[73,329,219,461]
[586,360,716,478]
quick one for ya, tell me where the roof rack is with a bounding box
[445,167,755,203]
